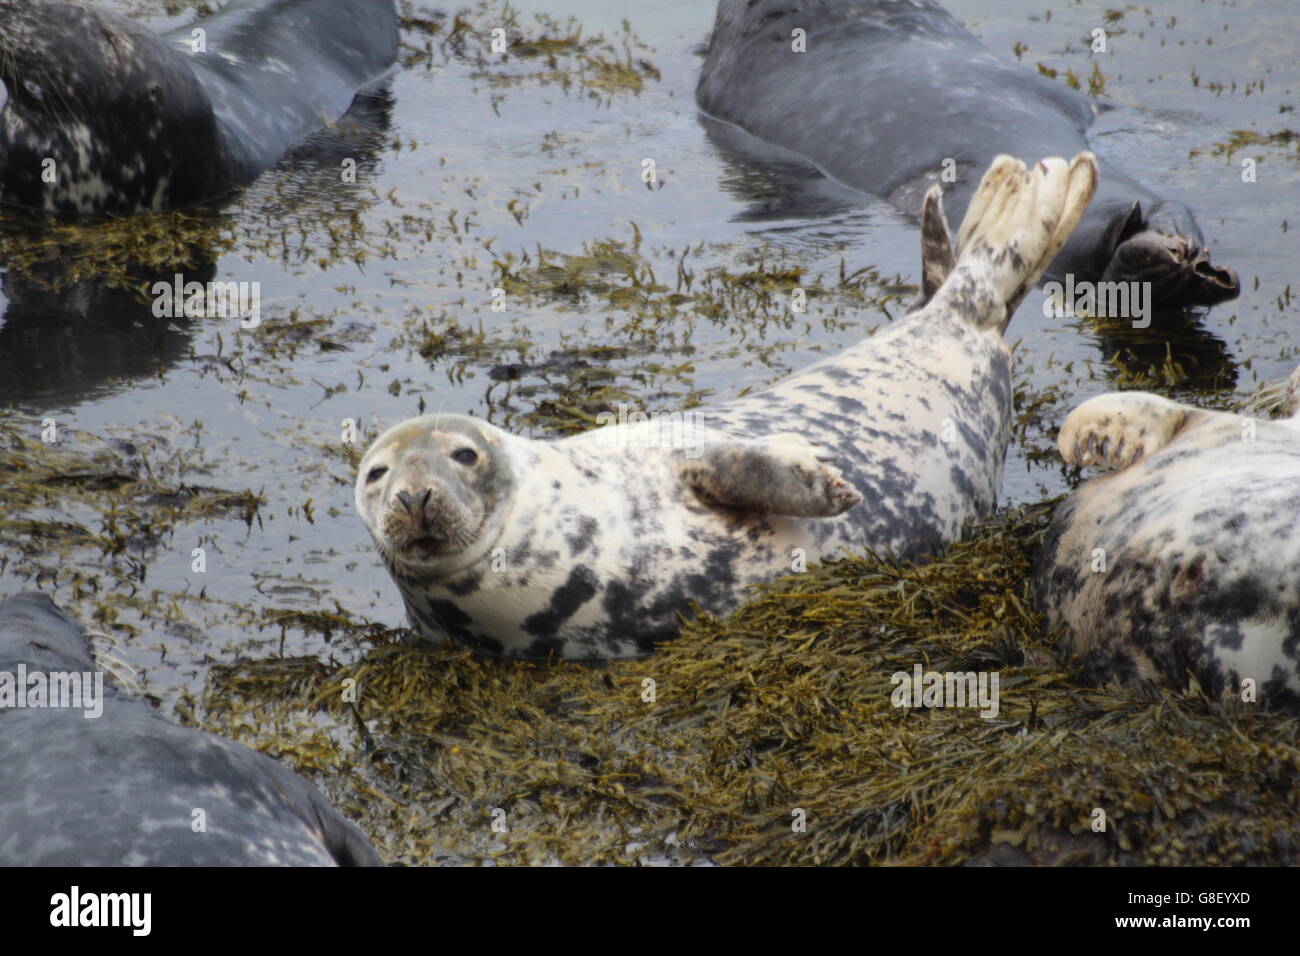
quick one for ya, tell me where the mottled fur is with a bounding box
[0,593,380,865]
[357,154,1100,660]
[1034,369,1300,708]
[0,0,397,213]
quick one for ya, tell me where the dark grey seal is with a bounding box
[0,0,398,213]
[0,592,381,865]
[696,0,1239,308]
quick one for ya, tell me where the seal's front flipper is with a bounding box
[1057,391,1192,470]
[672,434,863,517]
[914,185,956,310]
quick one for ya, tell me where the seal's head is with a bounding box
[356,415,517,579]
[0,0,232,212]
[1098,199,1240,307]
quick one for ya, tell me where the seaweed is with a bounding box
[197,504,1300,866]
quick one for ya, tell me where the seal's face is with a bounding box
[1099,200,1240,307]
[0,0,230,212]
[355,415,516,577]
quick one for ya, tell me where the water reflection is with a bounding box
[0,85,396,410]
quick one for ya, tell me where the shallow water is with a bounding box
[1,0,1297,718]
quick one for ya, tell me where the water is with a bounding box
[1,0,1297,715]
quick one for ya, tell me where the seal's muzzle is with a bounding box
[1103,230,1240,307]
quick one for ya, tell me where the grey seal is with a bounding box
[0,592,381,865]
[357,152,1101,660]
[696,0,1239,308]
[0,0,398,213]
[1034,368,1300,708]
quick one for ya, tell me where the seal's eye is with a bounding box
[451,448,478,466]
[366,465,388,484]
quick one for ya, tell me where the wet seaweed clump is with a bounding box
[199,504,1300,866]
[402,0,660,103]
[0,414,266,637]
[1192,129,1299,162]
[0,208,230,295]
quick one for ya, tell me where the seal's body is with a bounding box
[696,0,1238,307]
[1034,370,1300,708]
[357,153,1101,660]
[0,592,381,865]
[0,0,398,213]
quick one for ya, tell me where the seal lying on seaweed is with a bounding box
[1035,367,1300,709]
[356,152,1101,660]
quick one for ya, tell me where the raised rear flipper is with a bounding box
[926,152,1099,332]
[915,186,957,309]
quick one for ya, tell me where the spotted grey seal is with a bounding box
[0,592,381,865]
[356,152,1101,660]
[696,0,1239,308]
[0,0,398,213]
[1034,367,1300,708]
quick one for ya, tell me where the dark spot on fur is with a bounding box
[523,566,599,636]
[566,515,599,557]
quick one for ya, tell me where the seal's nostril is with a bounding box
[1193,259,1236,285]
[395,488,436,524]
